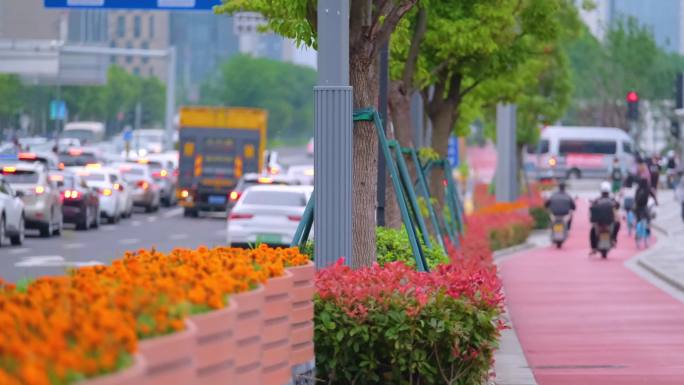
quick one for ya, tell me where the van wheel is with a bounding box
[10,216,24,246]
[567,169,581,180]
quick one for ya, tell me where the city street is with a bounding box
[0,207,227,283]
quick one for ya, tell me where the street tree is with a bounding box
[200,55,316,142]
[0,74,24,129]
[389,0,580,203]
[216,0,418,267]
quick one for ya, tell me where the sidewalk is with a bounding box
[497,198,684,385]
[637,191,684,291]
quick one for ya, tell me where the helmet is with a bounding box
[600,181,611,193]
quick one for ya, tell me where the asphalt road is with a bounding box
[0,207,228,283]
[0,145,311,283]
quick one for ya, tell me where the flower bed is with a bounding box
[314,260,504,385]
[0,245,310,385]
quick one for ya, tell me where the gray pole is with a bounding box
[495,103,518,202]
[314,0,352,270]
[165,46,177,151]
[377,42,389,227]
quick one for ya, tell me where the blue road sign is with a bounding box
[50,101,67,121]
[44,0,222,9]
[123,130,133,142]
[447,135,459,168]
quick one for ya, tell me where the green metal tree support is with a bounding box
[292,108,466,271]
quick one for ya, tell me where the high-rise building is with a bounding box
[108,10,170,78]
[578,0,684,54]
[169,12,238,102]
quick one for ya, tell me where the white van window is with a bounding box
[526,140,549,154]
[559,140,616,155]
[622,142,633,154]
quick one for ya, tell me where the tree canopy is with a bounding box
[200,55,316,142]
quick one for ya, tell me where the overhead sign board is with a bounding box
[44,0,222,9]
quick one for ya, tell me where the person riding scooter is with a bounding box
[589,182,620,255]
[545,181,576,228]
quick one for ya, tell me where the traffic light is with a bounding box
[626,91,639,121]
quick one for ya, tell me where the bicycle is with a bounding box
[625,209,635,236]
[635,215,649,249]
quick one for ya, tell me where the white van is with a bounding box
[524,126,635,180]
[62,122,106,144]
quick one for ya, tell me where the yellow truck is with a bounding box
[176,106,267,217]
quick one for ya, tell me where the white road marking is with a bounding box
[163,207,183,218]
[169,233,188,240]
[15,256,103,268]
[147,216,158,222]
[8,248,30,255]
[119,238,140,245]
[63,243,85,249]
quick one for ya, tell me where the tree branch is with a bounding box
[369,0,418,57]
[459,78,485,98]
[402,6,428,90]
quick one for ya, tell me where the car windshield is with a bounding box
[1,170,39,184]
[59,153,98,167]
[61,175,78,188]
[242,190,307,206]
[82,173,106,182]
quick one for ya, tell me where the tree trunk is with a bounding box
[349,54,379,268]
[385,80,415,229]
[428,107,454,211]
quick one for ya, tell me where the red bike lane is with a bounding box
[500,199,684,385]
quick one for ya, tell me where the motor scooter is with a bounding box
[550,213,571,248]
[594,223,614,259]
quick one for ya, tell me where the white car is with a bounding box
[0,176,25,246]
[73,166,125,223]
[286,165,314,185]
[227,185,312,247]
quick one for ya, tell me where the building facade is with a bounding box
[108,10,170,77]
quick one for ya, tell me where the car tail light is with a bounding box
[114,183,123,191]
[180,189,190,198]
[287,215,302,222]
[229,213,253,220]
[548,157,558,167]
[2,167,16,173]
[102,188,113,196]
[18,152,37,160]
[137,181,149,190]
[58,162,65,170]
[268,166,280,175]
[35,186,45,195]
[229,191,240,201]
[64,190,80,199]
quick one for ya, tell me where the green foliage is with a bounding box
[488,223,532,251]
[201,55,316,141]
[0,74,24,121]
[565,16,684,126]
[376,226,448,269]
[314,292,499,385]
[529,206,551,229]
[417,147,440,163]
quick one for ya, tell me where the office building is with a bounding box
[108,10,170,77]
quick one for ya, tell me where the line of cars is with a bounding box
[0,145,179,247]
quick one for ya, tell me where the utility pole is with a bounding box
[314,0,353,269]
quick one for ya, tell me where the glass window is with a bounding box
[1,171,39,184]
[622,141,633,154]
[58,153,98,167]
[526,140,549,154]
[149,15,155,38]
[141,41,149,63]
[117,15,125,38]
[558,140,616,155]
[82,173,106,182]
[126,42,133,63]
[133,15,141,38]
[242,191,307,206]
[110,41,117,64]
[0,181,7,194]
[133,67,140,76]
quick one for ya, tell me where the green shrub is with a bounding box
[298,227,449,269]
[376,226,448,269]
[529,206,550,229]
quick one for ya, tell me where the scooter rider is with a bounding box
[589,182,620,254]
[545,181,576,229]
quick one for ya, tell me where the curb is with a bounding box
[636,257,684,293]
[493,242,536,260]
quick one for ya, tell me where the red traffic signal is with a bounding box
[626,91,639,103]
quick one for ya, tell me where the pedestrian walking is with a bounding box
[676,171,684,223]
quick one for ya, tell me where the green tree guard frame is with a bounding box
[422,159,465,242]
[291,107,430,272]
